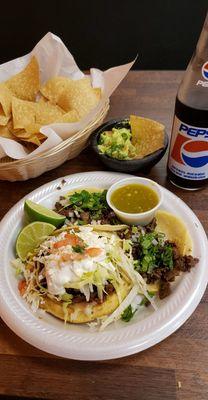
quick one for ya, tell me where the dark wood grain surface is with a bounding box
[0,71,207,400]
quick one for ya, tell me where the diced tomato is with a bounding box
[62,252,84,261]
[18,279,27,296]
[85,247,102,257]
[54,234,82,249]
[65,233,83,246]
[53,239,69,249]
[61,253,72,261]
[71,253,85,261]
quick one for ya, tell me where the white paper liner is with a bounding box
[0,32,135,160]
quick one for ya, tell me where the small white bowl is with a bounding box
[106,177,163,226]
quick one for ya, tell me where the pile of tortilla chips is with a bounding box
[130,115,165,158]
[0,57,101,147]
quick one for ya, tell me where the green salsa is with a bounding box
[111,184,159,214]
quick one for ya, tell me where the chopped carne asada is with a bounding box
[66,283,115,304]
[54,190,120,225]
[122,223,199,299]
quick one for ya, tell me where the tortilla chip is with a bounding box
[40,76,72,104]
[0,83,13,117]
[35,101,64,125]
[155,210,192,256]
[36,132,46,141]
[55,109,80,123]
[23,123,41,135]
[41,76,101,119]
[6,119,25,136]
[0,112,10,126]
[12,97,36,129]
[6,56,40,101]
[130,115,165,159]
[0,124,17,139]
[10,119,45,145]
[38,95,48,104]
[8,118,39,139]
[21,135,42,146]
[57,78,101,118]
[12,96,65,130]
[11,129,33,139]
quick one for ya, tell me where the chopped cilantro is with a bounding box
[72,245,85,253]
[139,291,155,306]
[134,232,174,274]
[121,305,137,322]
[68,190,108,220]
[161,245,174,269]
[139,297,149,306]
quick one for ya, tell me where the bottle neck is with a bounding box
[196,12,208,56]
[178,12,208,111]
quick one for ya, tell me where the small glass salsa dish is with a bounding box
[90,118,169,173]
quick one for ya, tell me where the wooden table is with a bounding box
[0,71,207,400]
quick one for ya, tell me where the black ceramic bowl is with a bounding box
[90,118,169,173]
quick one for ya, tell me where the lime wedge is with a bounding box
[16,221,56,261]
[24,199,65,227]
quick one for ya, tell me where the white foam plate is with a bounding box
[0,171,207,360]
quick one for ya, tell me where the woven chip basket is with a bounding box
[0,101,109,182]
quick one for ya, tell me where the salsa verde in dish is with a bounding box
[110,183,159,214]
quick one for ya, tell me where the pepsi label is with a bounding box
[202,61,208,80]
[196,61,208,87]
[168,116,208,181]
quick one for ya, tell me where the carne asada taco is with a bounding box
[54,187,120,225]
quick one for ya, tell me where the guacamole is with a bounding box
[98,127,136,160]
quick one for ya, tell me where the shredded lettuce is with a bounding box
[100,286,138,331]
[61,293,73,302]
[122,239,132,253]
[11,258,25,276]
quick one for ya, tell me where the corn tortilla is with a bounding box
[155,210,192,256]
[41,281,131,324]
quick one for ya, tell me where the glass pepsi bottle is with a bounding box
[167,12,208,190]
